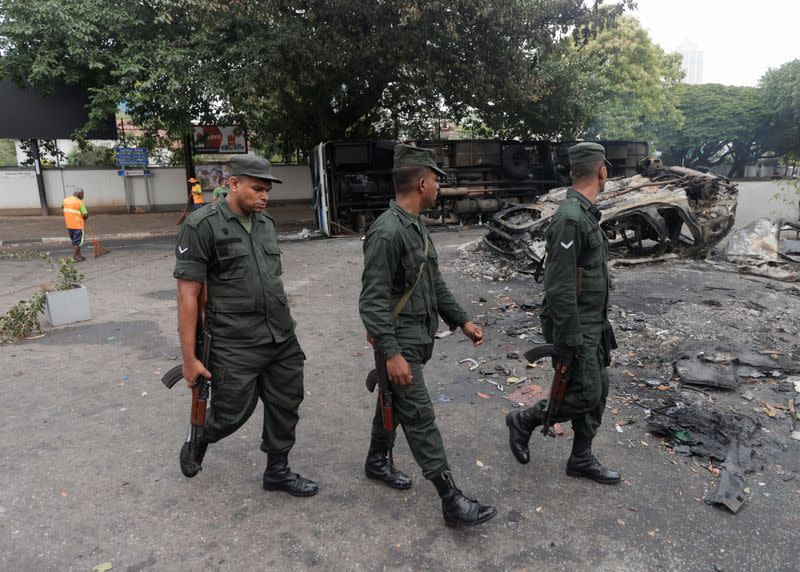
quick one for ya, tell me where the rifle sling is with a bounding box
[389,236,429,321]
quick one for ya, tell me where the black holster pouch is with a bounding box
[601,319,618,367]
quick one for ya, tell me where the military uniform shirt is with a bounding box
[360,200,469,358]
[541,188,609,347]
[173,199,295,347]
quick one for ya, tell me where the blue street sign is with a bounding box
[115,147,149,167]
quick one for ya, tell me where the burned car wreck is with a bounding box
[484,158,738,266]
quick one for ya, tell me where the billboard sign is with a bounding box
[192,126,247,154]
[195,163,232,190]
[0,80,117,139]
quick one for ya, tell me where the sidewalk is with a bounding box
[0,202,316,245]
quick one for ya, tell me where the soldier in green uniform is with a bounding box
[359,143,497,527]
[173,154,318,496]
[505,142,620,484]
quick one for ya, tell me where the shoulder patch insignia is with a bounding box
[178,246,188,254]
[560,240,574,250]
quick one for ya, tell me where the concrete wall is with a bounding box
[0,166,313,214]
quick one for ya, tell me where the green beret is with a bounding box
[393,143,447,177]
[229,155,283,183]
[568,142,609,170]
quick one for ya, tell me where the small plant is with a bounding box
[0,291,46,344]
[0,249,51,261]
[56,258,85,290]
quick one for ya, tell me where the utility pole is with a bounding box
[30,139,49,215]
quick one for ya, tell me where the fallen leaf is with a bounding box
[647,530,657,538]
[535,506,543,512]
[762,403,778,418]
[476,460,484,467]
[657,385,671,391]
[475,392,491,399]
[616,519,625,526]
[706,462,721,478]
[351,352,363,357]
[640,440,649,447]
[611,408,619,415]
[91,564,113,572]
[60,491,69,498]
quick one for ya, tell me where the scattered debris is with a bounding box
[673,342,800,390]
[505,383,548,407]
[722,218,800,281]
[459,358,480,371]
[486,380,505,392]
[648,400,759,513]
[435,330,454,339]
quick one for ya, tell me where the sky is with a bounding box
[627,0,800,86]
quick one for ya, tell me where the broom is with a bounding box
[86,225,111,257]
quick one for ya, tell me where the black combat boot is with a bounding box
[364,439,412,490]
[505,408,542,464]
[262,452,319,496]
[566,434,620,484]
[431,470,497,527]
[179,440,208,478]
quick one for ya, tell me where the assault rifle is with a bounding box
[523,343,570,438]
[161,296,212,478]
[365,347,395,466]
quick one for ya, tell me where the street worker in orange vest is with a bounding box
[62,189,89,262]
[189,177,204,210]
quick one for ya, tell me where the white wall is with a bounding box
[0,166,313,214]
[0,170,39,209]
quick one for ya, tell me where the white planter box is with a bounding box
[45,285,91,327]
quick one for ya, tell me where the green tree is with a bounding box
[656,84,772,177]
[1,0,631,158]
[760,59,800,159]
[568,16,684,141]
[65,143,115,166]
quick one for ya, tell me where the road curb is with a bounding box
[2,229,325,247]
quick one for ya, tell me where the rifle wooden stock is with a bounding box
[379,391,394,433]
[372,347,397,464]
[523,343,571,438]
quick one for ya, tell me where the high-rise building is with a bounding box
[678,41,704,84]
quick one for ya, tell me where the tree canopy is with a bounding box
[655,84,773,177]
[0,0,631,159]
[760,59,800,160]
[571,16,684,141]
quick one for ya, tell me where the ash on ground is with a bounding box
[447,239,800,513]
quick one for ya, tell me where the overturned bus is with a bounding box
[311,139,649,237]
